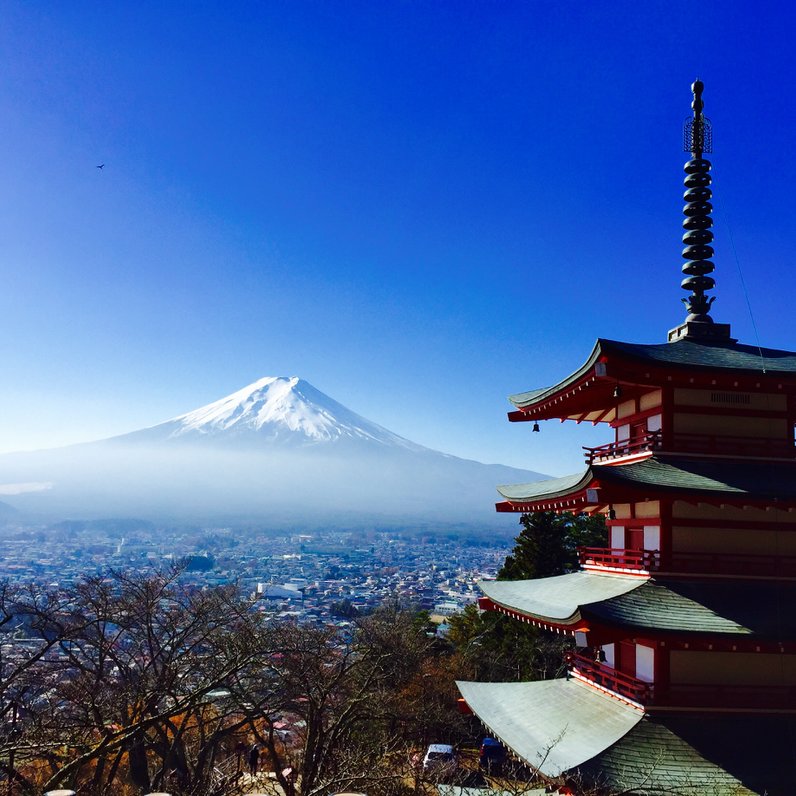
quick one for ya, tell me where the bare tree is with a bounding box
[0,568,273,795]
[232,607,459,796]
[1,574,469,796]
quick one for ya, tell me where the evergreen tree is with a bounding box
[498,511,606,580]
[448,512,607,682]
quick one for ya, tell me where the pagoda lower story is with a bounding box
[458,677,796,793]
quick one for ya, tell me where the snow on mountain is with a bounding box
[0,376,548,525]
[144,376,427,451]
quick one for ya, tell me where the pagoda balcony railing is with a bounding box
[565,652,652,704]
[578,546,660,573]
[671,432,795,459]
[579,547,796,578]
[583,431,661,464]
[583,431,795,464]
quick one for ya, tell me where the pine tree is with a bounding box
[448,512,607,682]
[498,511,606,580]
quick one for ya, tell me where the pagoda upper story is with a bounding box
[507,338,796,465]
[508,77,796,470]
[495,80,796,582]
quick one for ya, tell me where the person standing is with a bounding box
[234,740,247,771]
[248,744,260,777]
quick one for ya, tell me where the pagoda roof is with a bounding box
[457,679,789,793]
[610,337,796,374]
[482,573,796,639]
[509,337,796,414]
[455,678,643,778]
[588,578,796,638]
[481,572,641,626]
[497,455,796,510]
[580,713,796,794]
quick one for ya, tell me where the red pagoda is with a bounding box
[457,81,796,794]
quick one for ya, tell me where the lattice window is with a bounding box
[710,391,751,405]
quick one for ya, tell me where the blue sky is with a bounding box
[1,1,795,475]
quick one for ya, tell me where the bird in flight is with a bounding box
[96,164,104,170]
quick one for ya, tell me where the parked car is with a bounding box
[422,743,457,778]
[479,737,506,771]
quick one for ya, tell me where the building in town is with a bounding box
[457,81,796,794]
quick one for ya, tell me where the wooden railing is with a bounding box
[584,430,795,464]
[578,547,659,572]
[579,546,796,578]
[583,431,661,464]
[565,652,651,704]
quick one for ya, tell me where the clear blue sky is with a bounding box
[1,1,795,475]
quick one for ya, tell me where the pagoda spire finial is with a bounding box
[668,79,734,343]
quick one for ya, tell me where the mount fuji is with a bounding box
[0,377,546,526]
[119,376,430,452]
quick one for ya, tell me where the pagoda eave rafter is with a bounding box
[508,372,614,423]
[497,480,796,515]
[478,596,588,636]
[480,602,796,651]
[496,493,603,514]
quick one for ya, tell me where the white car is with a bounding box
[422,743,457,777]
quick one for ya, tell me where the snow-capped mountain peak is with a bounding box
[0,376,548,525]
[156,376,424,449]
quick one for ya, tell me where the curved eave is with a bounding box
[497,470,591,503]
[496,457,796,513]
[479,572,644,631]
[459,680,777,791]
[507,341,621,424]
[505,337,696,424]
[482,575,796,640]
[456,678,644,778]
[495,465,619,514]
[509,341,602,410]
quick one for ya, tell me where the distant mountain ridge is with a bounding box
[0,377,546,526]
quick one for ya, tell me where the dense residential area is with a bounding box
[0,517,565,796]
[0,523,507,626]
